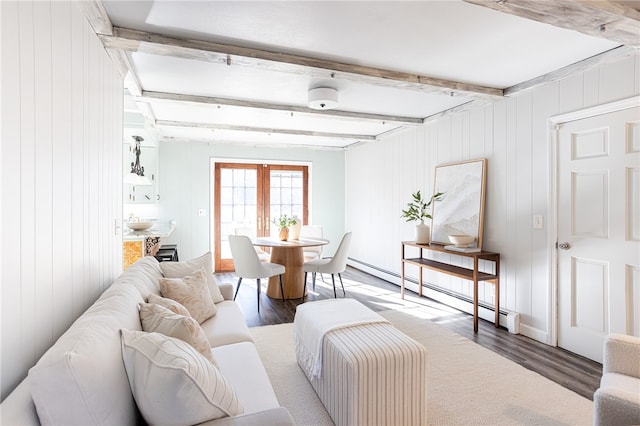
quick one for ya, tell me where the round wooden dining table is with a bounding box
[253,237,329,299]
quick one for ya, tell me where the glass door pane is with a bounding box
[269,169,304,238]
[214,163,262,271]
[219,168,258,259]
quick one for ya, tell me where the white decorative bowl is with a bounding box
[448,234,475,247]
[126,221,154,231]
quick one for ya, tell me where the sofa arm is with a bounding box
[197,407,294,426]
[594,386,640,426]
[0,379,40,425]
[603,334,640,378]
[218,283,235,301]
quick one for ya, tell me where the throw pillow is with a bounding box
[160,252,224,303]
[147,293,191,317]
[139,303,216,364]
[159,268,217,323]
[120,330,243,425]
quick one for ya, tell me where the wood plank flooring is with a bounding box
[216,266,602,401]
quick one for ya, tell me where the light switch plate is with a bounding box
[533,214,544,230]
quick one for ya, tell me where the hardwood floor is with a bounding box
[216,266,602,401]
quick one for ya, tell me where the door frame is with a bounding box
[548,95,640,347]
[209,158,313,271]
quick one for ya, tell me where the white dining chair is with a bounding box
[300,225,324,262]
[229,234,285,312]
[302,232,352,299]
[234,226,270,262]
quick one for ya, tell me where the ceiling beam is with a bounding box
[505,44,637,95]
[155,120,377,141]
[139,91,424,126]
[99,27,504,99]
[463,0,640,47]
[76,1,113,35]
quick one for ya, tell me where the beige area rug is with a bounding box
[250,309,593,425]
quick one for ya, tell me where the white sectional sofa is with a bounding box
[1,255,294,426]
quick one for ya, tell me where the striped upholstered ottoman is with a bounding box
[293,299,427,426]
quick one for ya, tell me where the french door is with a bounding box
[213,162,308,271]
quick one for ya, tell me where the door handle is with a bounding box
[558,242,571,250]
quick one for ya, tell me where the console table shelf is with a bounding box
[401,241,500,332]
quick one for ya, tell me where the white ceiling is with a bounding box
[98,0,630,149]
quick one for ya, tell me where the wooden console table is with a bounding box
[401,241,500,332]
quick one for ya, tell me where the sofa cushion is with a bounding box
[160,252,224,303]
[212,341,280,414]
[160,268,217,323]
[115,256,164,300]
[139,302,216,364]
[200,300,254,347]
[28,283,144,426]
[120,330,243,425]
[148,293,191,316]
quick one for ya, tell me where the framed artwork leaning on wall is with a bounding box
[431,158,487,249]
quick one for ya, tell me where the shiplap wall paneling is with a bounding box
[600,56,637,104]
[531,82,559,331]
[51,0,74,346]
[489,100,509,310]
[33,0,55,358]
[503,96,519,321]
[1,0,123,400]
[514,91,533,325]
[346,52,639,343]
[2,0,26,402]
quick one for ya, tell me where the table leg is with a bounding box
[267,246,304,299]
[473,257,479,333]
[401,244,405,299]
[494,257,500,328]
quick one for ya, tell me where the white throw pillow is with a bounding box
[120,330,243,426]
[148,293,191,317]
[139,303,216,364]
[160,252,224,303]
[159,268,217,323]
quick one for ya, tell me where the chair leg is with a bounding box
[256,278,261,312]
[279,274,285,303]
[312,272,317,291]
[331,274,337,298]
[338,273,346,296]
[233,277,243,300]
[302,272,308,301]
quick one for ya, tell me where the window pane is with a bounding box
[221,205,233,222]
[220,167,258,242]
[233,169,245,186]
[221,169,232,187]
[270,169,302,229]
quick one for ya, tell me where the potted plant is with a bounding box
[273,214,297,241]
[401,190,443,244]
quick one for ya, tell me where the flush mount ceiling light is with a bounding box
[308,87,338,110]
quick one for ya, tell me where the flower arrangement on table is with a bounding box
[401,190,443,244]
[273,215,297,241]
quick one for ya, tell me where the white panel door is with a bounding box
[557,106,640,362]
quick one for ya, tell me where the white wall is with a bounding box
[156,141,345,261]
[346,52,640,343]
[1,1,123,400]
